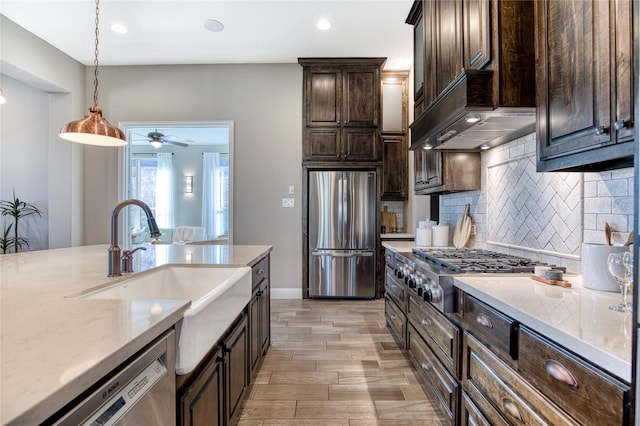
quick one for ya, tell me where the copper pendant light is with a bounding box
[59,0,126,146]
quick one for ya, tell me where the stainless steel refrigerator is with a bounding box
[308,170,377,298]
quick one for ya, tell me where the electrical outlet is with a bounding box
[471,225,477,235]
[282,198,295,208]
[288,185,295,195]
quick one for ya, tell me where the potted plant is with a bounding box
[0,190,42,253]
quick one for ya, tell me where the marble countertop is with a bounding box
[455,275,632,383]
[381,240,632,383]
[1,243,272,426]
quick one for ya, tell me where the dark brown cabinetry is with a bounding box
[249,255,270,377]
[535,0,634,172]
[178,313,247,426]
[178,253,271,426]
[300,58,385,163]
[179,345,225,426]
[381,71,409,201]
[414,150,481,195]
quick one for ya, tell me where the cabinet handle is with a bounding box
[476,313,493,329]
[544,359,579,388]
[255,290,263,297]
[502,399,524,423]
[594,126,607,135]
[257,268,264,276]
[614,119,630,130]
[421,361,431,372]
[390,314,397,321]
[421,317,432,327]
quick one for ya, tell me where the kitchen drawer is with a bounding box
[384,249,396,268]
[463,332,576,426]
[252,256,269,290]
[461,391,492,426]
[385,265,406,309]
[385,296,406,348]
[407,323,458,423]
[518,327,629,425]
[407,292,460,378]
[462,293,518,362]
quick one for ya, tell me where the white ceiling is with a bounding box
[0,0,414,69]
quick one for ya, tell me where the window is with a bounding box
[129,157,158,234]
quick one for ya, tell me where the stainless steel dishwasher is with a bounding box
[54,330,176,426]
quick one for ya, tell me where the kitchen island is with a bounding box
[0,243,271,426]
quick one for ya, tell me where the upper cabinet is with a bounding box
[381,71,410,200]
[406,0,536,156]
[535,0,634,172]
[299,58,386,163]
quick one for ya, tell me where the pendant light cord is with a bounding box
[92,0,100,109]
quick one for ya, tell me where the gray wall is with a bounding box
[84,64,303,291]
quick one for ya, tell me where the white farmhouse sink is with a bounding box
[82,266,252,375]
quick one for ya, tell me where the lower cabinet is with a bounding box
[178,253,272,426]
[178,313,248,426]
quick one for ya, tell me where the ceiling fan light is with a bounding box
[150,140,163,149]
[59,106,127,146]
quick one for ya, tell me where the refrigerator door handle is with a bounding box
[311,250,374,258]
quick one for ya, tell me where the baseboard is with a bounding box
[271,287,302,299]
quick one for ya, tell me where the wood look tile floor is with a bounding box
[231,299,448,426]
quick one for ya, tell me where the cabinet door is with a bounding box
[342,67,380,127]
[381,72,408,134]
[382,136,407,201]
[613,0,634,143]
[423,149,441,189]
[342,128,379,161]
[179,347,224,426]
[225,314,248,423]
[305,68,342,127]
[303,128,341,160]
[259,281,270,354]
[413,149,427,193]
[463,0,490,69]
[435,0,463,95]
[249,293,261,375]
[536,0,612,164]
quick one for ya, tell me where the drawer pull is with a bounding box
[594,126,607,135]
[257,268,264,276]
[421,361,431,372]
[390,314,397,321]
[476,313,493,329]
[614,119,630,130]
[545,359,579,388]
[421,317,432,327]
[502,399,524,423]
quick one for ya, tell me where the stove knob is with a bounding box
[430,287,442,303]
[395,269,403,279]
[404,276,410,285]
[417,287,424,297]
[423,288,433,302]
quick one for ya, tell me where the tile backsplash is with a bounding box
[440,133,634,273]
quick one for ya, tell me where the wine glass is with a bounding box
[608,253,632,313]
[623,251,634,293]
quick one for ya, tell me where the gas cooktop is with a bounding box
[412,247,565,274]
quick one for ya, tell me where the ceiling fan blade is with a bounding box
[131,132,149,138]
[164,140,189,147]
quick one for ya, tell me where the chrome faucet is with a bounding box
[108,199,162,277]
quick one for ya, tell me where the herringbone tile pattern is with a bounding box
[231,299,448,425]
[487,154,582,255]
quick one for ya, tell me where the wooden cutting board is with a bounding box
[381,206,397,233]
[453,203,472,248]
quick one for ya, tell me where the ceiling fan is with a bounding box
[132,130,190,148]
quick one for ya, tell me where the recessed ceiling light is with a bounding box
[480,144,490,150]
[204,19,224,32]
[465,114,481,123]
[317,20,331,30]
[423,144,433,150]
[110,23,127,34]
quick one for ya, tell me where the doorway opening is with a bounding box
[119,121,233,246]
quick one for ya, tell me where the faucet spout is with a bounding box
[108,199,162,277]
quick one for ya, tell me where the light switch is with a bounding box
[282,198,295,208]
[288,185,295,195]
